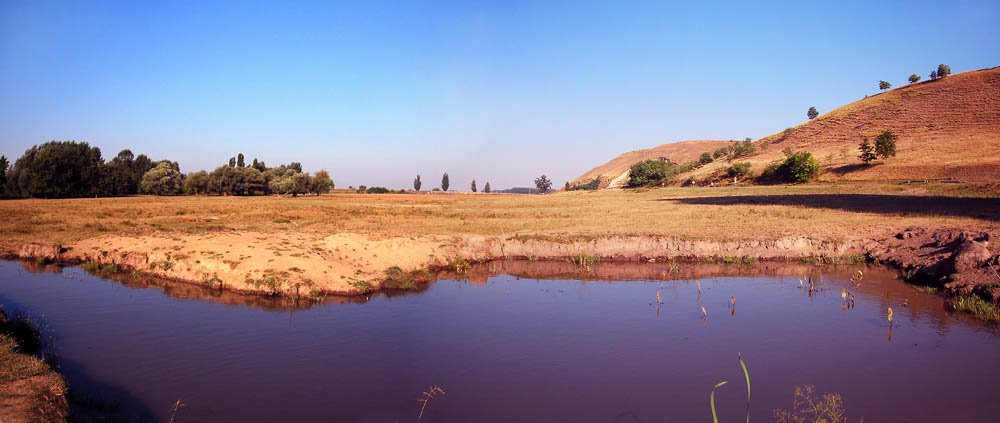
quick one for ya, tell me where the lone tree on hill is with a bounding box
[441,173,449,191]
[413,174,422,191]
[484,182,491,193]
[929,70,938,80]
[471,179,477,192]
[878,80,892,91]
[807,106,819,120]
[936,64,951,79]
[908,74,921,83]
[874,130,898,160]
[858,138,877,164]
[534,175,552,194]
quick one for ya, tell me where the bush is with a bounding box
[626,160,672,187]
[807,106,818,120]
[572,178,601,191]
[878,80,892,91]
[908,74,921,83]
[699,152,713,164]
[726,162,753,179]
[759,152,820,183]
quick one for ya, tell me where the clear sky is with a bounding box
[1,0,998,189]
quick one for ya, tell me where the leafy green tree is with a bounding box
[471,179,477,192]
[311,170,334,194]
[534,175,552,193]
[183,170,210,195]
[441,173,449,191]
[858,138,877,164]
[237,153,245,168]
[139,161,183,195]
[936,64,951,78]
[6,141,106,198]
[288,162,303,173]
[879,80,892,91]
[626,160,671,187]
[228,157,236,167]
[908,74,921,83]
[252,159,267,172]
[807,106,819,120]
[699,152,714,164]
[874,130,898,160]
[413,174,422,191]
[483,182,491,193]
[929,70,938,80]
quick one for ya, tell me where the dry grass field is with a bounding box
[3,183,998,295]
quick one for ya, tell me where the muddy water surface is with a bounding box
[1,260,998,422]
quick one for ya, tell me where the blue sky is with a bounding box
[1,0,998,189]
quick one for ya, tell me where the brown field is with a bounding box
[3,183,998,296]
[578,66,1000,185]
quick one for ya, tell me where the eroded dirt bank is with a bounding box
[0,307,69,423]
[7,227,998,301]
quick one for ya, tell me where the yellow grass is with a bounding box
[2,183,996,295]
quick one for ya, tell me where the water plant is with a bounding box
[709,354,752,423]
[417,385,446,421]
[774,385,851,423]
[946,294,1000,323]
[567,252,599,270]
[710,381,727,423]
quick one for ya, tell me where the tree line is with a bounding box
[0,141,333,198]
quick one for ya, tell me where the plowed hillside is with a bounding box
[577,66,1000,186]
[571,140,733,188]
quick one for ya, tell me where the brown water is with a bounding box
[1,260,999,422]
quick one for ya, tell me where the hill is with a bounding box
[570,140,734,188]
[575,66,1000,186]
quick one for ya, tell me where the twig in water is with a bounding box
[417,385,446,421]
[168,399,184,423]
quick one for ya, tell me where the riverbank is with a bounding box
[0,307,68,422]
[2,184,997,300]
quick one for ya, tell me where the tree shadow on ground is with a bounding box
[828,163,871,175]
[661,194,1000,221]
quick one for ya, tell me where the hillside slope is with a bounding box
[571,140,733,188]
[577,66,1000,186]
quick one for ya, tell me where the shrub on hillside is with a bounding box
[878,80,892,91]
[726,162,753,180]
[908,74,921,83]
[571,178,601,191]
[627,160,672,187]
[759,152,820,184]
[807,106,819,120]
[699,152,713,165]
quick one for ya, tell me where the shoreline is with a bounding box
[5,226,995,302]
